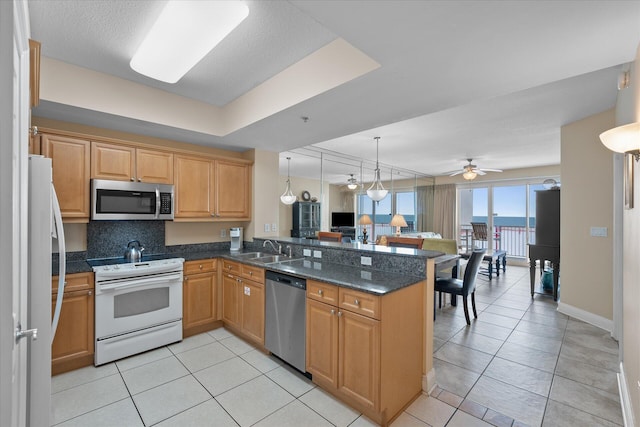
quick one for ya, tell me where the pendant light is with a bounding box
[367,137,388,201]
[280,157,296,205]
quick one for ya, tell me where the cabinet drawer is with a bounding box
[222,260,240,274]
[52,272,94,294]
[241,264,264,282]
[339,288,380,320]
[307,280,338,305]
[184,259,217,275]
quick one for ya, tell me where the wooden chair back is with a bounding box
[386,236,424,249]
[318,231,343,242]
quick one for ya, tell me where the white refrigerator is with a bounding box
[28,155,66,426]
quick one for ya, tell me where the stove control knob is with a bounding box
[114,265,120,270]
[104,266,110,271]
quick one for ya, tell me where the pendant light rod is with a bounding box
[366,137,389,202]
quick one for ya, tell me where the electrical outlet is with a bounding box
[264,223,270,232]
[361,256,372,266]
[220,228,226,237]
[361,271,372,280]
[313,250,322,259]
[303,249,311,257]
[271,223,277,232]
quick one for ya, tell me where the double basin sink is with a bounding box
[233,252,302,265]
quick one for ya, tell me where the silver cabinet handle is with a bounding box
[199,264,203,269]
[211,212,216,217]
[354,299,360,306]
[330,309,335,315]
[130,177,135,181]
[318,289,323,295]
[138,178,142,182]
[337,311,342,317]
[185,277,189,281]
[87,290,92,296]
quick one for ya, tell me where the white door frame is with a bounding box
[1,1,31,426]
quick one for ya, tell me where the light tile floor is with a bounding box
[51,265,623,426]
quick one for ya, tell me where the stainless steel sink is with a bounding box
[254,255,302,264]
[234,252,268,259]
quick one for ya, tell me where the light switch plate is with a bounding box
[220,228,226,237]
[590,226,608,237]
[313,250,322,259]
[271,223,277,232]
[264,223,270,232]
[361,256,372,266]
[303,249,311,257]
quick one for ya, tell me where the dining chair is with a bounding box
[470,222,488,249]
[386,236,424,249]
[435,248,487,325]
[318,231,342,242]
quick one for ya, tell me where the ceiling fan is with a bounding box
[449,159,503,180]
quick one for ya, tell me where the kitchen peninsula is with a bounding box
[54,236,445,426]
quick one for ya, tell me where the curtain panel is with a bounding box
[433,184,456,239]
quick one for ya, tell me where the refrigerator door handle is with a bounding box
[51,184,66,342]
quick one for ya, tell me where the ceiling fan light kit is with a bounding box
[367,137,389,201]
[130,1,249,83]
[450,158,503,180]
[347,174,358,190]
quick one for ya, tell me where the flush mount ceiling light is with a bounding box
[600,122,640,161]
[347,174,358,190]
[130,1,249,83]
[280,157,297,205]
[366,137,388,202]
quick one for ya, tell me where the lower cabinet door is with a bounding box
[51,289,94,368]
[240,279,264,345]
[306,298,339,388]
[183,272,217,330]
[338,309,380,411]
[222,274,240,327]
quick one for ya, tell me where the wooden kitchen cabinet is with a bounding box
[174,155,251,221]
[221,260,265,345]
[41,134,91,222]
[51,272,94,375]
[305,279,424,426]
[91,141,173,184]
[183,259,219,338]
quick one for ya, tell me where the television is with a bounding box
[331,212,355,228]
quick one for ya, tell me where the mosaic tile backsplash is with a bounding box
[87,220,166,259]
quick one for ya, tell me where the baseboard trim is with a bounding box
[557,302,613,332]
[618,362,635,427]
[423,368,437,394]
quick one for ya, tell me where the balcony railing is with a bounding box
[459,224,534,258]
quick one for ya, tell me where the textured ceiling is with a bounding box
[28,1,640,182]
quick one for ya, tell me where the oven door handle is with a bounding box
[98,272,182,293]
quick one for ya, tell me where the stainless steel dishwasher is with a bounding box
[265,270,306,373]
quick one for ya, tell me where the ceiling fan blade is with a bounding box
[449,170,464,176]
[475,169,487,175]
[479,168,503,173]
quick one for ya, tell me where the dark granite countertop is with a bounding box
[54,248,425,295]
[261,259,422,295]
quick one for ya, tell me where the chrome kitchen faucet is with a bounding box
[263,239,282,254]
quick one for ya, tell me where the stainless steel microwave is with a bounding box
[91,179,174,220]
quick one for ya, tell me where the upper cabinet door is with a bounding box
[91,141,135,181]
[216,160,251,219]
[136,149,173,184]
[174,155,214,218]
[41,134,90,221]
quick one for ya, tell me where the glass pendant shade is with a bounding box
[600,122,640,157]
[367,169,388,201]
[280,157,296,205]
[366,137,388,201]
[347,174,358,190]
